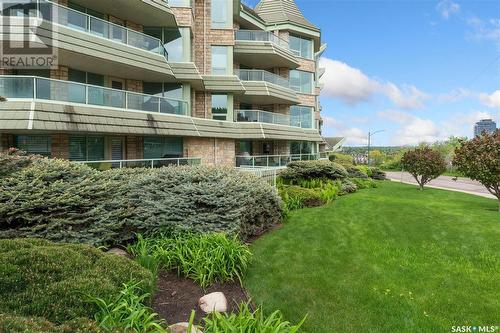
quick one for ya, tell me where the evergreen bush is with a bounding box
[280,160,348,182]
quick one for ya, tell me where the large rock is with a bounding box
[168,322,202,333]
[198,292,228,314]
[106,248,129,258]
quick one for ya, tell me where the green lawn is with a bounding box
[244,181,500,333]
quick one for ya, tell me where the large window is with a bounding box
[212,94,228,121]
[211,0,230,29]
[211,46,229,75]
[143,82,183,100]
[290,105,313,129]
[15,135,51,156]
[289,34,313,59]
[291,141,313,155]
[143,137,183,159]
[69,136,105,161]
[290,70,313,94]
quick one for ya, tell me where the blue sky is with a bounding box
[245,0,500,146]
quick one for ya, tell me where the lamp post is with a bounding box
[367,130,385,166]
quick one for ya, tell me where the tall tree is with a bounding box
[453,130,500,211]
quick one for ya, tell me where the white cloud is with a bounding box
[377,110,414,124]
[395,118,442,145]
[319,57,429,110]
[479,90,500,108]
[437,88,474,103]
[436,0,460,19]
[322,116,367,145]
[466,17,500,48]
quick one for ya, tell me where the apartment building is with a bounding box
[474,119,497,137]
[0,0,326,167]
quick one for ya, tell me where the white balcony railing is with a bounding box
[77,157,202,169]
[235,30,290,51]
[0,76,188,116]
[3,0,168,59]
[235,69,290,89]
[236,153,320,168]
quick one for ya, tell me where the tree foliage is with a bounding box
[401,147,446,189]
[453,130,500,211]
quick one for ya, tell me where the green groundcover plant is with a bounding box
[0,314,117,333]
[0,238,152,324]
[0,157,282,245]
[128,232,252,288]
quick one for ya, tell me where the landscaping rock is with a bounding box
[106,248,129,258]
[198,292,228,313]
[168,322,202,333]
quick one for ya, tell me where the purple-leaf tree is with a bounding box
[401,147,446,190]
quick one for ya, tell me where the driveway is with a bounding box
[385,171,496,199]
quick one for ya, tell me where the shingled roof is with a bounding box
[254,0,319,31]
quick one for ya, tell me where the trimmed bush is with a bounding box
[369,167,387,180]
[347,167,368,179]
[129,233,252,288]
[328,153,354,168]
[0,238,153,324]
[0,148,40,178]
[279,185,325,210]
[340,179,357,195]
[280,160,348,182]
[0,315,113,333]
[0,158,282,245]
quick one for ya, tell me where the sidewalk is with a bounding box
[385,171,496,199]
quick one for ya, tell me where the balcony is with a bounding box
[235,110,291,127]
[0,76,188,116]
[36,0,167,58]
[234,30,300,69]
[3,1,174,81]
[235,70,299,105]
[236,153,320,168]
[77,157,202,170]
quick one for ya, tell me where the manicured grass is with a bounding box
[244,181,500,333]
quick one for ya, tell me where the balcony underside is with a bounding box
[8,20,174,82]
[234,41,300,69]
[69,0,177,27]
[238,81,300,105]
[0,101,323,142]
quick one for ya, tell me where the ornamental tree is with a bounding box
[453,130,500,211]
[401,147,446,190]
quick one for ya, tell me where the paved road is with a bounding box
[385,171,496,199]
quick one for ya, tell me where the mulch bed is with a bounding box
[152,271,250,324]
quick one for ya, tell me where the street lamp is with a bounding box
[367,130,386,166]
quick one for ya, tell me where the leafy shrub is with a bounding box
[453,131,500,211]
[0,314,113,333]
[351,178,378,189]
[200,303,306,333]
[369,168,387,180]
[89,281,166,333]
[279,178,341,204]
[347,167,368,179]
[328,153,354,167]
[0,238,153,324]
[340,179,357,195]
[128,233,252,288]
[280,160,348,182]
[0,158,282,245]
[0,148,40,178]
[401,147,446,189]
[279,185,325,210]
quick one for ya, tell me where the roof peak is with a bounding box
[254,0,318,31]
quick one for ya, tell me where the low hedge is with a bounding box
[340,179,358,195]
[280,160,348,182]
[279,185,325,210]
[0,238,153,324]
[347,167,369,179]
[0,148,40,178]
[0,314,114,333]
[0,158,282,245]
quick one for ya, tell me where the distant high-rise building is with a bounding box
[474,119,497,137]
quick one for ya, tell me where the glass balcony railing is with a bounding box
[5,0,168,59]
[235,69,290,89]
[235,30,290,50]
[236,153,320,168]
[235,110,292,127]
[78,157,202,170]
[0,76,188,116]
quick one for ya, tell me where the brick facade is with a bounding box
[126,136,143,160]
[185,137,235,166]
[172,7,194,28]
[297,93,316,107]
[50,66,69,80]
[126,80,143,93]
[51,134,69,159]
